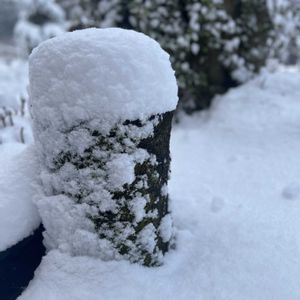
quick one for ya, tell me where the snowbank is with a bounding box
[210,66,300,130]
[0,57,33,145]
[0,144,40,252]
[20,66,300,299]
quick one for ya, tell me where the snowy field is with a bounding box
[0,64,295,299]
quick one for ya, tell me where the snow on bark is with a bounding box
[29,28,178,266]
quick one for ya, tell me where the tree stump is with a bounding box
[29,28,178,266]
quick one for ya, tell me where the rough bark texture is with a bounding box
[106,111,174,265]
[47,111,174,266]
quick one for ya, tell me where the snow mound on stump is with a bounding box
[29,27,178,130]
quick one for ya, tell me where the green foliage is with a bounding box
[57,0,274,111]
[234,0,272,76]
[14,0,65,55]
[268,0,300,64]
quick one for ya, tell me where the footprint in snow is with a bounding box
[282,183,300,201]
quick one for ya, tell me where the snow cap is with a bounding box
[29,28,178,129]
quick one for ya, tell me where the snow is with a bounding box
[106,154,136,189]
[29,27,178,131]
[130,196,147,223]
[19,66,300,299]
[282,183,300,201]
[0,44,40,250]
[0,104,34,145]
[14,0,66,56]
[0,57,33,145]
[0,144,40,252]
[137,224,157,253]
[0,58,27,109]
[159,214,173,243]
[36,194,97,256]
[210,65,300,130]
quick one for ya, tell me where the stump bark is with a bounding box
[29,28,178,267]
[45,112,174,266]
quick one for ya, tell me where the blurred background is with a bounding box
[0,0,299,144]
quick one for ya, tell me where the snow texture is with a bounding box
[0,58,27,110]
[0,144,40,252]
[0,57,33,145]
[20,66,300,299]
[29,27,178,131]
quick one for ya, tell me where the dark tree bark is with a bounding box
[49,111,174,266]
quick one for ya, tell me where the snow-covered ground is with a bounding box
[10,66,300,299]
[0,56,36,251]
[0,57,32,145]
[0,144,40,252]
[0,57,27,109]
